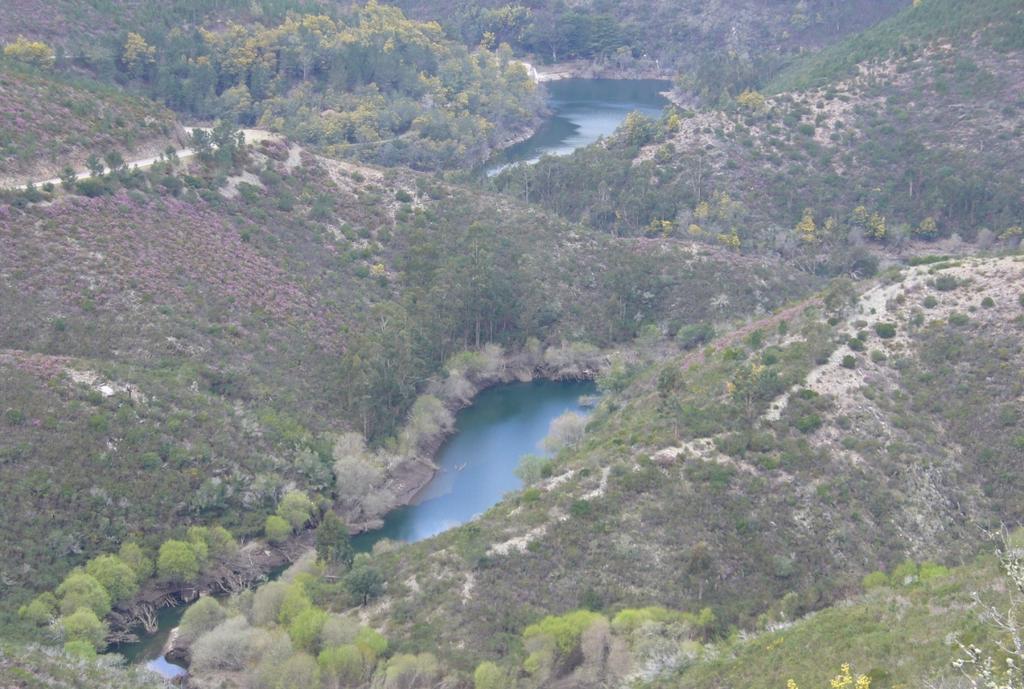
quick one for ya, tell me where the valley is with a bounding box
[0,1,1022,689]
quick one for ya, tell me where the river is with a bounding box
[121,379,596,678]
[486,78,671,175]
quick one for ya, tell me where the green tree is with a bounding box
[319,644,371,688]
[85,555,139,604]
[157,540,200,583]
[265,515,292,543]
[118,542,154,580]
[277,490,316,530]
[289,607,328,653]
[56,572,111,617]
[278,583,313,625]
[474,661,512,689]
[345,566,384,605]
[19,592,57,626]
[316,510,354,568]
[61,608,108,651]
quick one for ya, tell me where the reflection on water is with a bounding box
[487,78,670,175]
[353,379,596,549]
[123,379,595,678]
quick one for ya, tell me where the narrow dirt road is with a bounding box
[10,128,281,191]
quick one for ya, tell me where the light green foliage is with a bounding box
[18,592,57,626]
[611,606,686,633]
[265,652,320,689]
[56,572,111,617]
[278,583,313,626]
[157,540,200,583]
[523,609,604,657]
[861,571,889,589]
[189,525,238,563]
[265,515,292,543]
[118,542,154,580]
[62,640,98,660]
[319,644,373,687]
[354,627,388,656]
[85,554,139,603]
[918,562,950,581]
[60,607,108,651]
[890,560,919,586]
[382,653,440,689]
[250,581,290,627]
[474,661,512,689]
[288,607,328,653]
[277,490,316,530]
[179,597,227,643]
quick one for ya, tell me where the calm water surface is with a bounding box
[122,379,595,678]
[487,78,670,174]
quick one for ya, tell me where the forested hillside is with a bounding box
[0,0,1022,687]
[490,0,1024,267]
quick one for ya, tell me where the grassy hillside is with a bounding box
[0,60,178,187]
[0,640,166,689]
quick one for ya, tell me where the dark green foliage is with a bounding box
[841,355,857,369]
[316,511,354,569]
[873,323,897,339]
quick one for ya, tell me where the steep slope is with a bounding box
[0,60,179,188]
[0,135,818,622]
[326,255,1022,676]
[491,0,1024,263]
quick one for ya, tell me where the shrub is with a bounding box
[890,560,919,586]
[179,597,227,643]
[932,275,959,291]
[278,584,313,626]
[19,592,57,626]
[320,644,372,687]
[676,322,715,349]
[918,561,951,581]
[523,610,604,658]
[63,640,98,659]
[922,295,938,308]
[55,572,111,617]
[288,607,328,653]
[873,322,897,339]
[319,614,361,648]
[948,312,970,326]
[265,515,292,543]
[981,296,995,308]
[190,616,269,673]
[474,661,512,689]
[870,350,887,364]
[542,411,587,453]
[515,454,551,485]
[277,491,316,530]
[60,608,108,651]
[841,355,857,369]
[794,414,823,434]
[354,627,388,656]
[847,337,865,352]
[862,570,889,589]
[382,653,440,689]
[250,581,290,627]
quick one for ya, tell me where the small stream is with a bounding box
[120,379,596,678]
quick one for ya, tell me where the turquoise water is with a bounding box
[487,78,671,174]
[122,379,595,678]
[353,379,596,549]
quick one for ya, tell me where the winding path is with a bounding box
[10,127,281,191]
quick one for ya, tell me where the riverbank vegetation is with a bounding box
[0,117,817,638]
